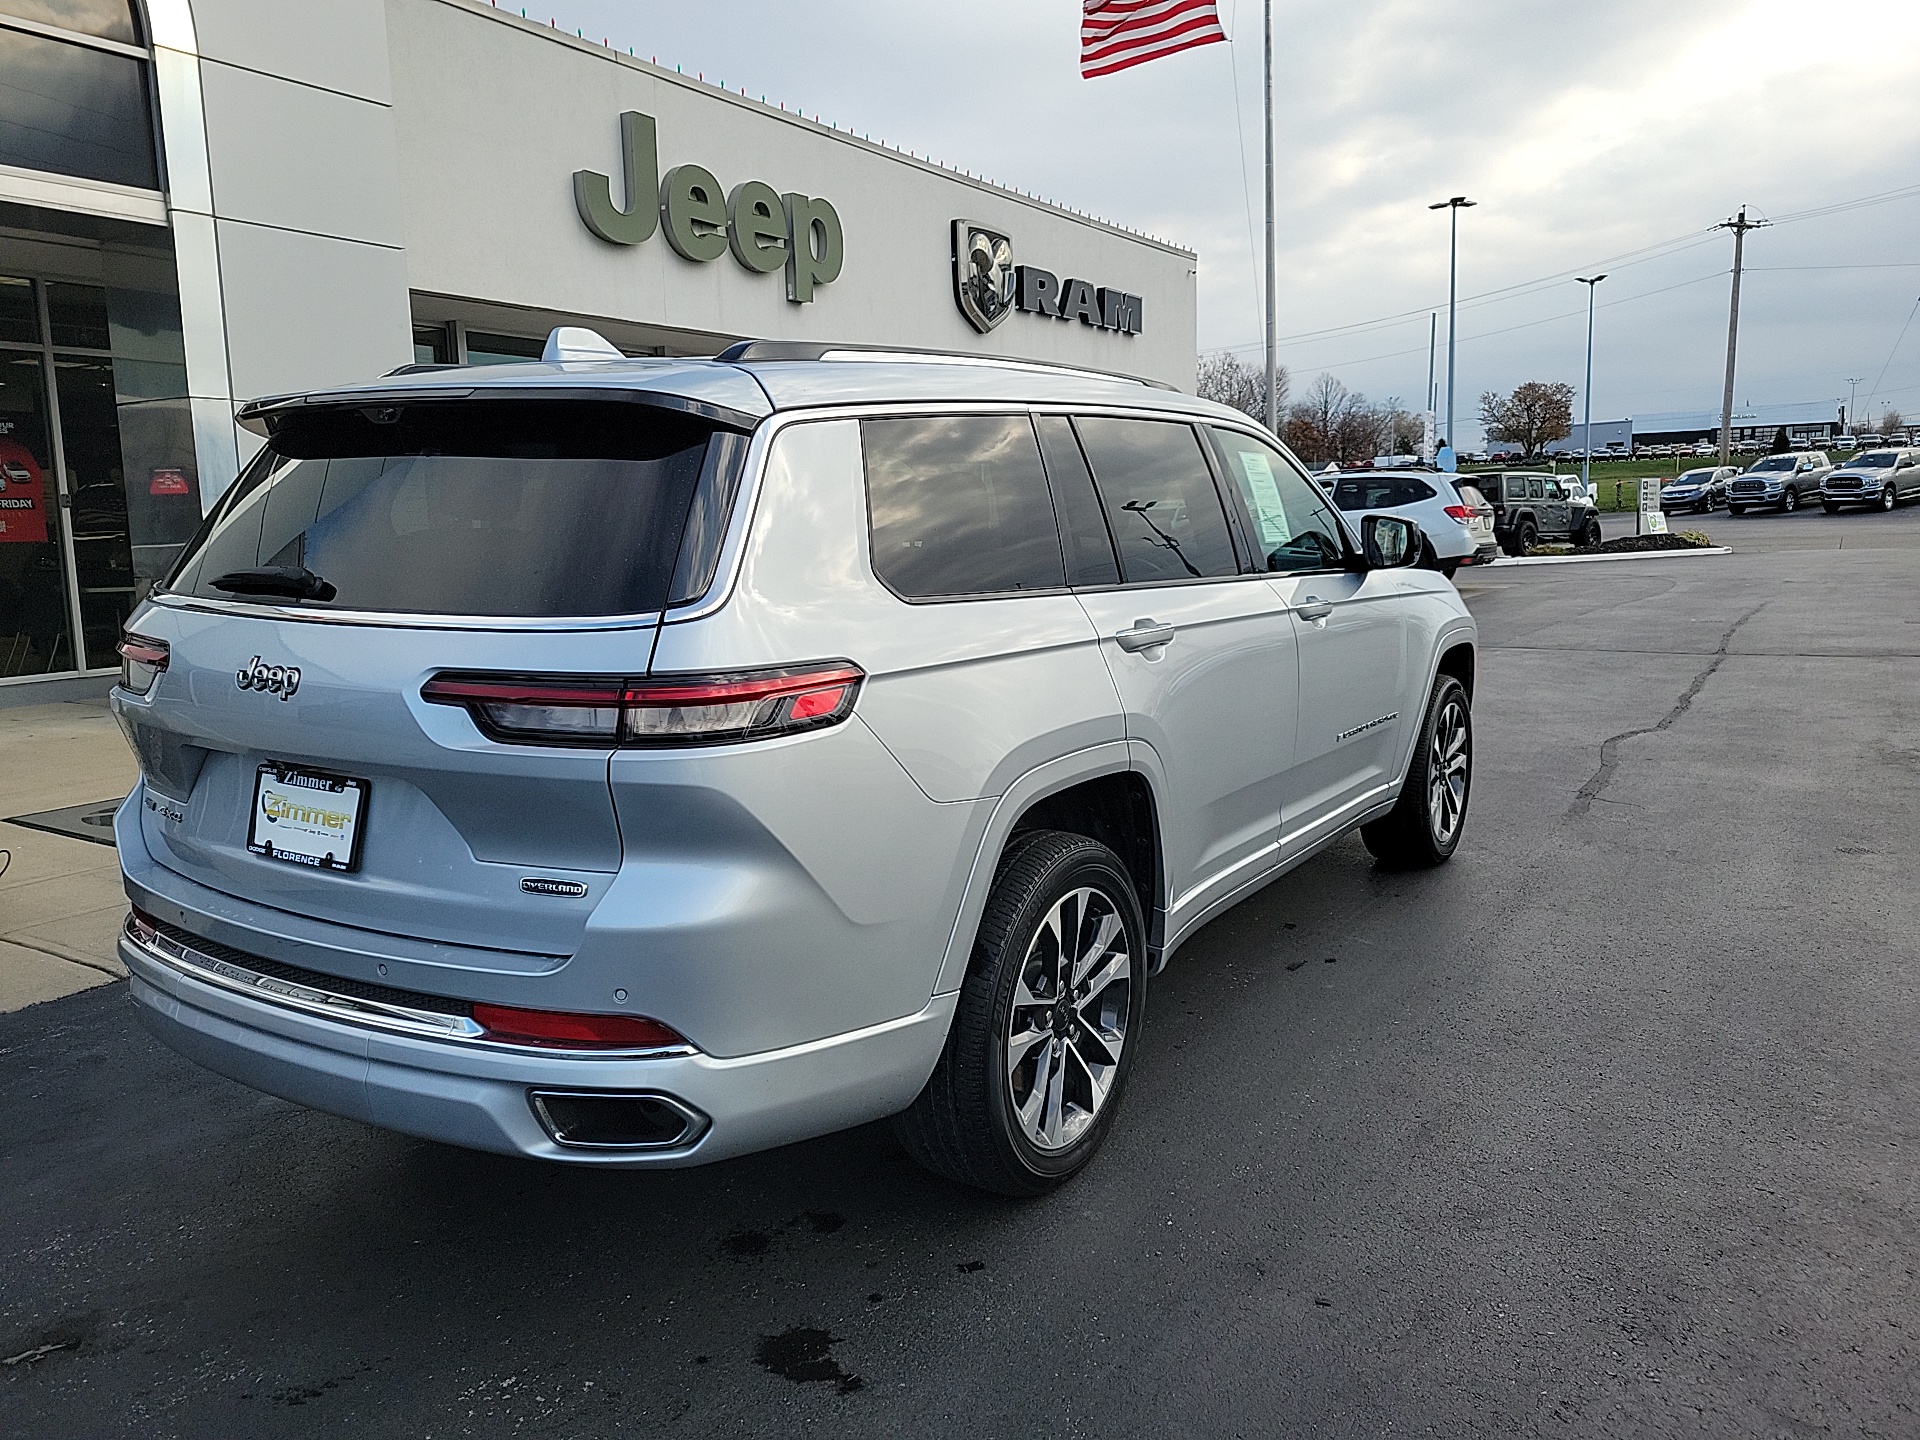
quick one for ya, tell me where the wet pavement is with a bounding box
[3,518,1918,1437]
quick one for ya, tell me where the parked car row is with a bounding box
[1658,449,1920,515]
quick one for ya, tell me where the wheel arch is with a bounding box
[930,746,1166,994]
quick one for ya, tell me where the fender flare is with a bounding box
[929,741,1159,995]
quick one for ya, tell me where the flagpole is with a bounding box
[1262,0,1276,435]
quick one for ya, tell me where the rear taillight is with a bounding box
[117,634,168,695]
[1442,505,1474,522]
[472,1003,688,1050]
[421,662,864,747]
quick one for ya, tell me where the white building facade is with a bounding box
[0,0,1197,697]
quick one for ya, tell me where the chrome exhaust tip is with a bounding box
[528,1090,709,1151]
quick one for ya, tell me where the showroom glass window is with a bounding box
[0,4,159,190]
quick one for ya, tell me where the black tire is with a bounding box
[1578,517,1603,548]
[1417,538,1441,570]
[1823,503,1841,515]
[1362,674,1471,869]
[1438,560,1460,579]
[1728,504,1745,516]
[1514,520,1537,555]
[1781,487,1799,513]
[1880,485,1897,513]
[894,831,1147,1197]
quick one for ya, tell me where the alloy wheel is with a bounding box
[1426,697,1470,846]
[1005,886,1132,1153]
[1883,486,1896,512]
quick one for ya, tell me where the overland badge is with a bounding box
[952,220,1015,334]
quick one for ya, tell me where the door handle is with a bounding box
[1295,597,1334,622]
[1114,619,1175,653]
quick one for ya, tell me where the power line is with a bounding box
[1206,178,1920,358]
[1865,296,1920,412]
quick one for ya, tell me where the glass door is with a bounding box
[0,276,78,677]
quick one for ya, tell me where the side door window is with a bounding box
[1205,430,1347,574]
[1071,417,1239,583]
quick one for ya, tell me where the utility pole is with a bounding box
[1715,207,1768,466]
[1430,196,1476,455]
[1262,0,1276,436]
[1577,275,1606,499]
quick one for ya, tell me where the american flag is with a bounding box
[1081,0,1228,79]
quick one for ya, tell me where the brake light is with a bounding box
[1442,505,1475,522]
[421,662,864,747]
[117,634,168,695]
[472,1003,689,1050]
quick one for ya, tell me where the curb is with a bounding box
[1485,546,1732,568]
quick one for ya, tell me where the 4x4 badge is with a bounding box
[236,656,300,700]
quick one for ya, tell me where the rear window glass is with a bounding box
[1329,474,1435,511]
[1075,417,1238,583]
[166,400,740,617]
[861,414,1065,599]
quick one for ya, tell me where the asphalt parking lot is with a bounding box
[4,510,1919,1438]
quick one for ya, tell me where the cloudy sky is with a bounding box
[553,0,1919,442]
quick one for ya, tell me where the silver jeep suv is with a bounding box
[111,335,1477,1195]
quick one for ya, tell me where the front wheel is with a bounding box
[1362,674,1471,869]
[1728,504,1746,516]
[1781,487,1799,513]
[1823,503,1841,515]
[894,831,1146,1197]
[1881,485,1897,513]
[1578,517,1603,548]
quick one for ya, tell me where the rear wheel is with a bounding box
[1362,674,1471,869]
[1578,516,1603,548]
[1438,560,1460,579]
[894,831,1146,1197]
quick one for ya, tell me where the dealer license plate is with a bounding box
[247,763,368,872]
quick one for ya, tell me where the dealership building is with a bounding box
[0,0,1197,699]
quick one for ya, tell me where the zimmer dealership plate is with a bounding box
[247,763,368,872]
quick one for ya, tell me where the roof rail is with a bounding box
[713,339,1179,392]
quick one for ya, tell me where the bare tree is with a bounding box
[1479,381,1575,457]
[1879,409,1905,436]
[1196,351,1288,424]
[1284,373,1352,464]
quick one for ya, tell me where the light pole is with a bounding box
[1845,376,1864,434]
[1577,275,1606,500]
[1429,196,1476,456]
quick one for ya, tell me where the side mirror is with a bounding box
[1363,514,1419,569]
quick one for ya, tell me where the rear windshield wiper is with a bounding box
[209,566,338,603]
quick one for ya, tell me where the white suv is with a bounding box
[112,335,1478,1195]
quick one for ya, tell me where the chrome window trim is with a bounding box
[125,914,697,1058]
[0,13,150,60]
[662,401,1322,625]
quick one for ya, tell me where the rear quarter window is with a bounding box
[860,414,1066,599]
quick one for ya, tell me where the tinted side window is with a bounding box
[1330,475,1436,510]
[1207,430,1348,573]
[1034,415,1119,586]
[1075,418,1238,583]
[861,415,1066,599]
[1506,476,1529,501]
[1528,478,1545,500]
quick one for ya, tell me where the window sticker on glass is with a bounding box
[1238,450,1293,548]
